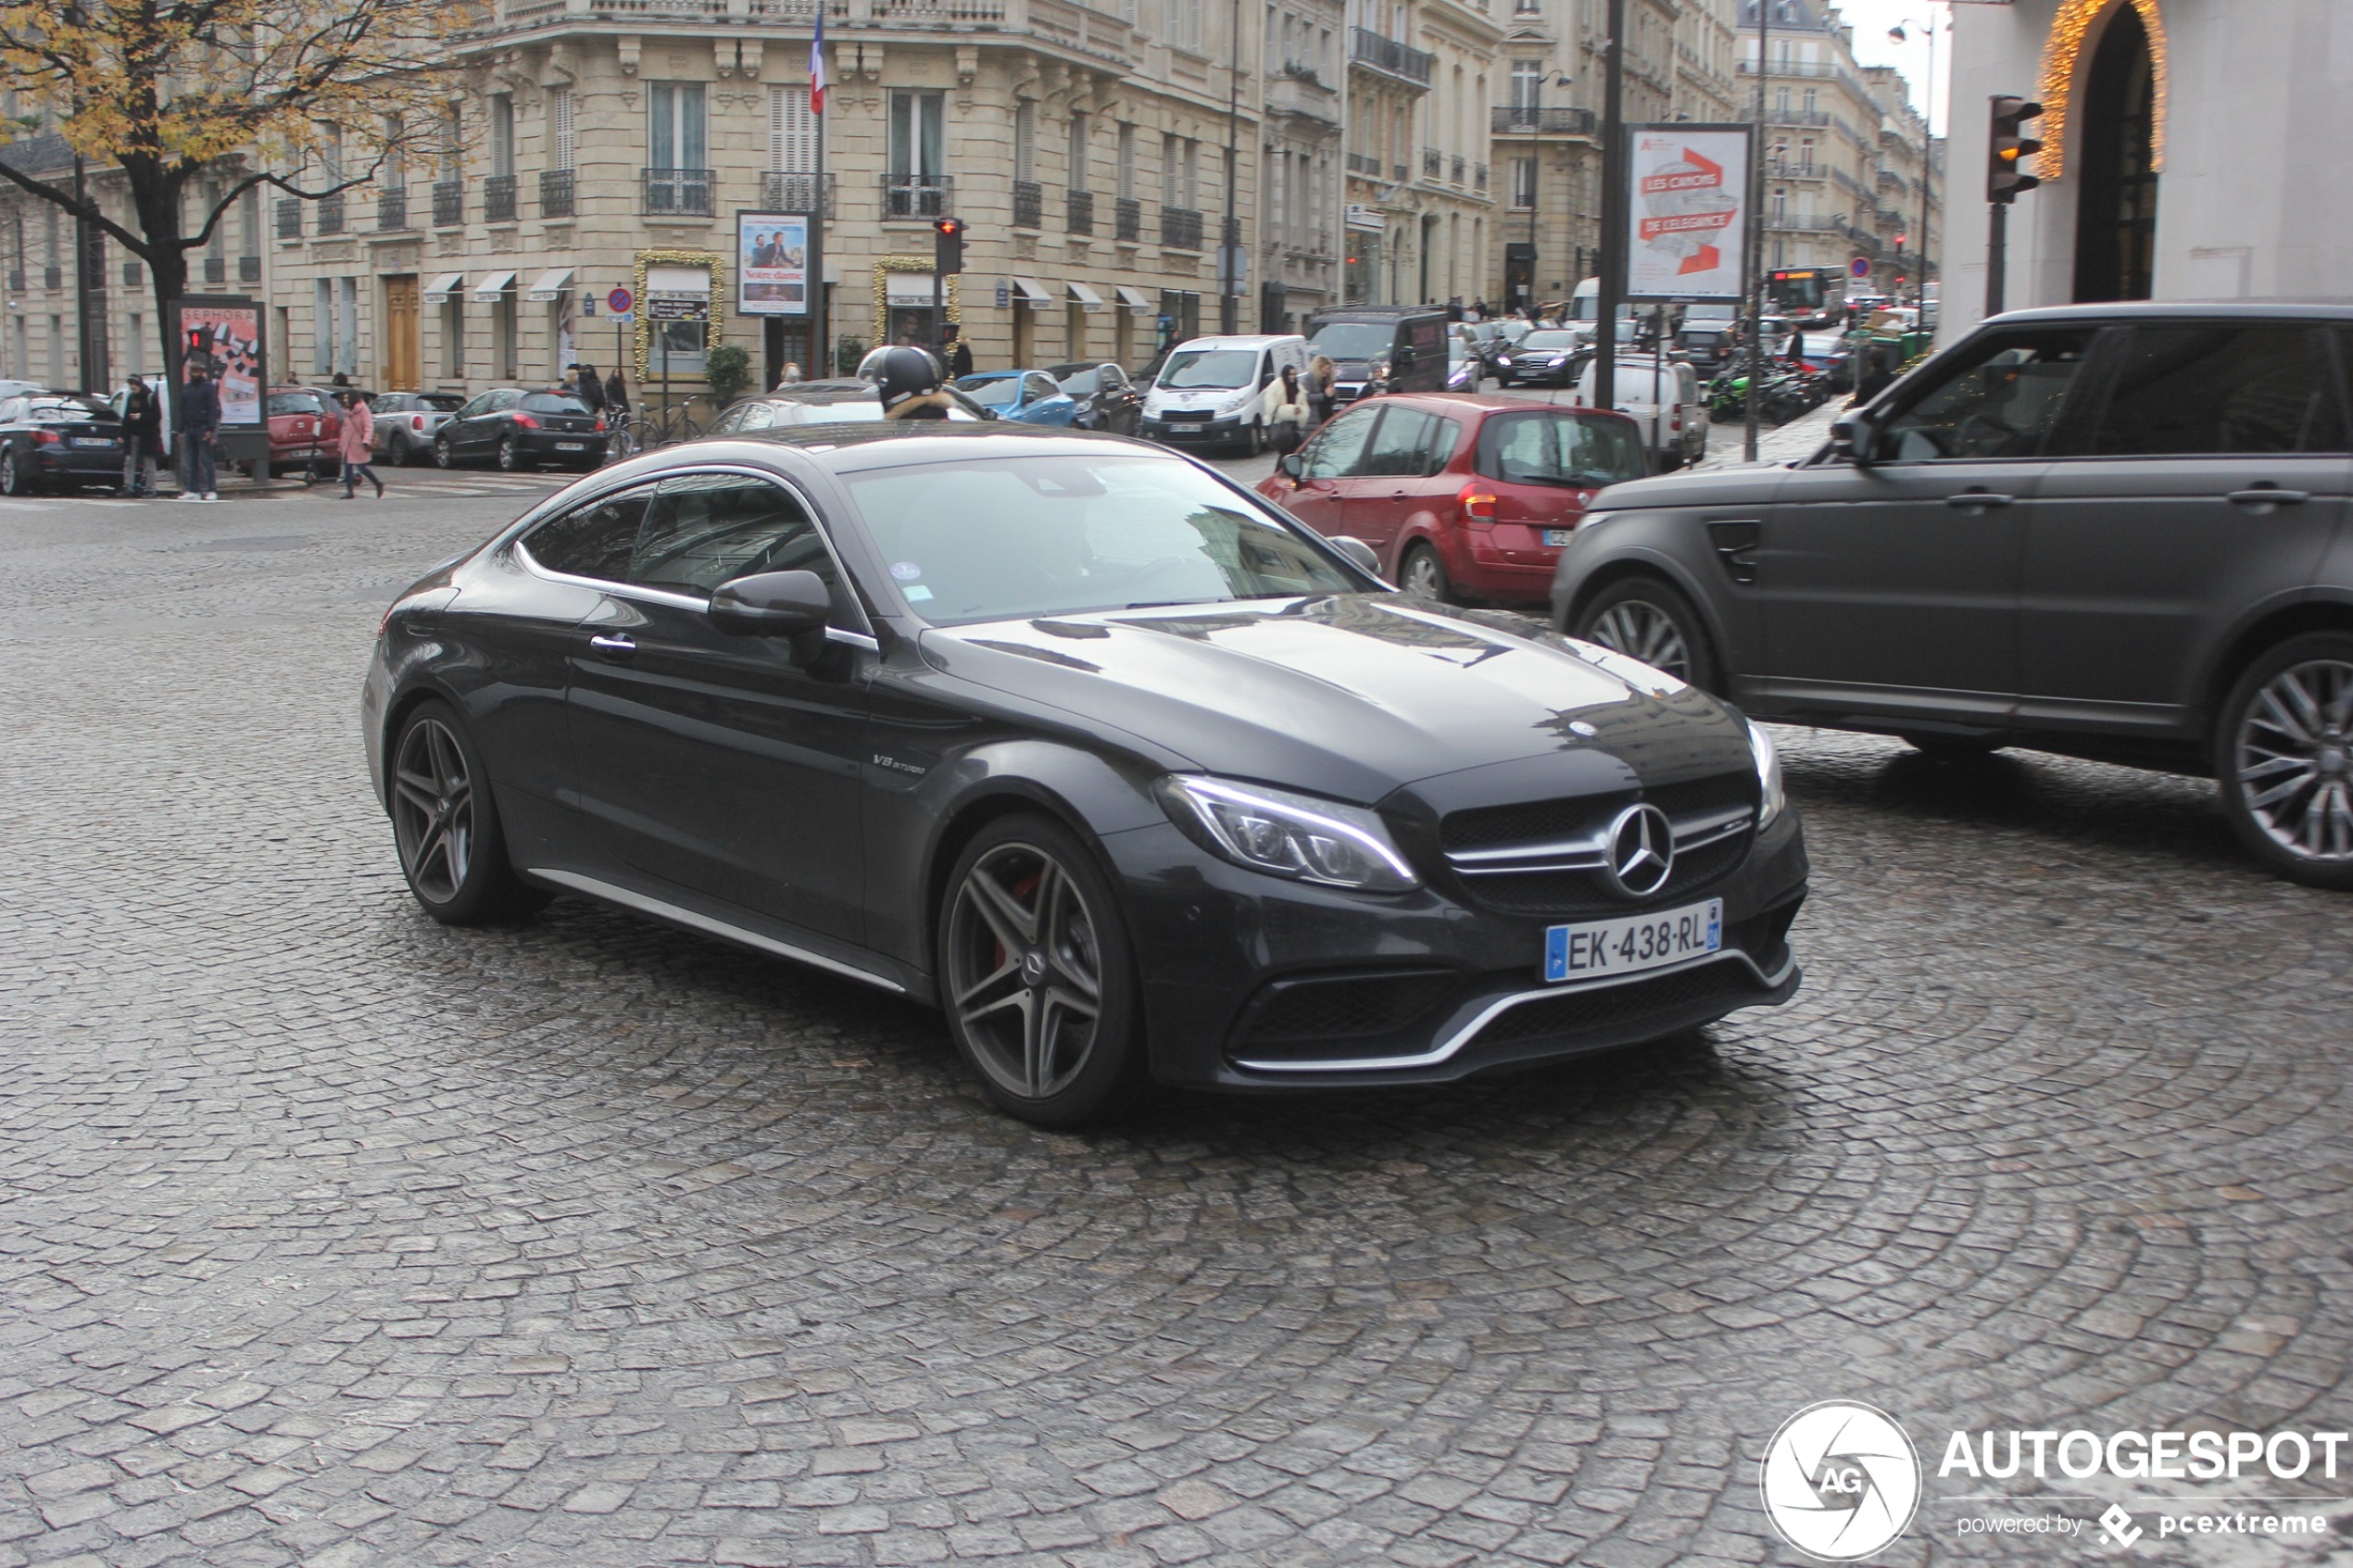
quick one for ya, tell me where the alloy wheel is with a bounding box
[498,436,519,471]
[1586,599,1692,683]
[391,717,475,904]
[2233,658,2353,864]
[434,435,453,469]
[1403,547,1447,600]
[0,448,20,495]
[945,841,1104,1102]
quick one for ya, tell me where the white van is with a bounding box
[1574,354,1707,471]
[1140,333,1310,453]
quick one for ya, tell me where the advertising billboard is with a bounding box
[1620,124,1753,303]
[736,212,810,316]
[170,297,265,427]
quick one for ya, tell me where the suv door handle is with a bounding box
[2228,487,2309,508]
[1944,490,2013,509]
[588,633,636,659]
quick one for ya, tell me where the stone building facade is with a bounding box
[1340,0,1502,306]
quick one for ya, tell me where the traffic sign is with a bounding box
[1849,257,1871,279]
[608,286,635,314]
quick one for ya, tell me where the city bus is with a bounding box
[1765,268,1845,327]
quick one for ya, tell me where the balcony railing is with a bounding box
[433,179,463,226]
[1768,158,1820,177]
[376,189,409,231]
[484,173,519,221]
[1013,179,1042,230]
[276,198,302,240]
[1162,205,1202,250]
[120,262,139,286]
[883,173,951,219]
[540,169,575,219]
[1066,189,1094,235]
[1349,27,1433,87]
[6,270,21,292]
[44,264,62,289]
[1345,151,1382,176]
[315,194,345,235]
[1421,146,1442,178]
[1474,162,1488,191]
[239,256,261,282]
[1490,106,1598,134]
[642,168,711,216]
[1114,195,1141,242]
[763,170,836,216]
[1451,155,1466,184]
[203,257,226,283]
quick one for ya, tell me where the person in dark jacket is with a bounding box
[948,336,974,379]
[573,362,606,413]
[604,370,629,419]
[872,345,953,420]
[120,376,161,497]
[177,364,221,501]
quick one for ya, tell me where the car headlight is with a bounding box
[1546,356,1568,366]
[1156,775,1420,892]
[1747,720,1786,828]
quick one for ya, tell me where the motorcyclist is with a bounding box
[868,345,954,420]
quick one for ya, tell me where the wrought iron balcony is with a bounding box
[1490,106,1598,134]
[239,256,261,282]
[1422,147,1441,178]
[762,170,836,216]
[6,270,21,292]
[484,174,520,221]
[539,169,575,219]
[432,180,463,227]
[43,265,61,289]
[315,194,345,235]
[1066,189,1094,235]
[1162,205,1203,250]
[204,257,226,283]
[1114,195,1141,242]
[1013,179,1042,230]
[1346,151,1382,176]
[376,189,409,231]
[883,173,952,220]
[1451,155,1466,184]
[276,198,302,240]
[1349,27,1433,86]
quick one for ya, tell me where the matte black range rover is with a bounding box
[1555,303,2353,888]
[365,426,1807,1125]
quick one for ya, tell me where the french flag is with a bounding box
[810,6,826,116]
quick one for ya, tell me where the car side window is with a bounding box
[2088,327,2347,456]
[1301,406,1379,479]
[1026,373,1062,403]
[522,487,653,583]
[1870,329,2094,462]
[1417,414,1463,474]
[456,393,493,419]
[708,404,745,434]
[629,473,841,599]
[489,390,522,413]
[1362,408,1437,476]
[737,403,778,431]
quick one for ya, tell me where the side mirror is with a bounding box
[709,569,832,643]
[1327,535,1381,577]
[1829,412,1875,465]
[1278,451,1305,481]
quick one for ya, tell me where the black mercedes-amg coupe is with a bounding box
[363,425,1807,1124]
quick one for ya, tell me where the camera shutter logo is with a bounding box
[1759,1401,1921,1561]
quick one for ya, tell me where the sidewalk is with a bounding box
[1694,397,1841,470]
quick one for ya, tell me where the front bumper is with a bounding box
[1102,806,1806,1091]
[1142,411,1252,443]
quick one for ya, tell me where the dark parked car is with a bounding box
[364,425,1806,1126]
[0,394,125,494]
[1261,394,1645,606]
[1044,361,1143,435]
[706,380,994,433]
[1554,301,2353,889]
[434,388,608,470]
[372,391,466,464]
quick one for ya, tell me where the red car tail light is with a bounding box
[411,414,425,431]
[511,413,539,430]
[594,414,606,432]
[1457,484,1498,523]
[32,428,59,444]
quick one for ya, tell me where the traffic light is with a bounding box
[933,216,966,275]
[1988,95,2043,205]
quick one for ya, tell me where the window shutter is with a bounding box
[769,84,813,174]
[552,88,574,171]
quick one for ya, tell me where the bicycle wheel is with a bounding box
[607,420,637,461]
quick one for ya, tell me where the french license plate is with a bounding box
[72,437,117,448]
[1543,898,1721,985]
[1171,422,1202,433]
[554,441,585,451]
[1543,528,1574,546]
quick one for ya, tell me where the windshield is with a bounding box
[846,454,1358,625]
[1685,305,1736,322]
[1051,367,1100,395]
[956,376,1025,408]
[1156,349,1259,390]
[1519,332,1579,352]
[1478,413,1643,488]
[1305,323,1393,361]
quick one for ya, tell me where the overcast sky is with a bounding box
[1824,0,1952,135]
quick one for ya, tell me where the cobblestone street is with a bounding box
[3,471,2350,1568]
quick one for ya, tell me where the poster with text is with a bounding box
[1622,125,1751,302]
[174,300,264,426]
[737,212,809,316]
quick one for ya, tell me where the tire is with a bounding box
[1401,543,1454,605]
[1572,576,1721,692]
[1243,420,1265,458]
[1902,734,2003,761]
[0,445,32,495]
[2214,631,2353,889]
[434,433,455,469]
[384,438,409,468]
[497,435,521,472]
[937,814,1151,1128]
[387,699,551,924]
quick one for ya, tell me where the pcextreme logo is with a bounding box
[1759,1401,1924,1561]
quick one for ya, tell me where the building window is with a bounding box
[888,90,945,181]
[1116,122,1135,199]
[1802,86,1818,114]
[495,293,517,381]
[769,84,814,172]
[313,278,333,374]
[126,314,142,375]
[1509,157,1536,210]
[649,82,707,171]
[443,298,463,378]
[1165,0,1203,52]
[1510,60,1542,110]
[1067,110,1088,193]
[551,87,574,171]
[1515,0,1539,14]
[489,95,513,178]
[1013,100,1036,184]
[339,278,359,376]
[1774,86,1790,117]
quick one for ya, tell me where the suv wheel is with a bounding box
[2217,632,2353,889]
[1573,577,1720,692]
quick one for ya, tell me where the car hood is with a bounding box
[918,594,1750,804]
[1584,462,1797,512]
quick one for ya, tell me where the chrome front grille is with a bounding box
[1439,773,1758,916]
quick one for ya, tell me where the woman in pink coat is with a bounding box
[338,391,383,498]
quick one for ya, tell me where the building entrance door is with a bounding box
[384,276,420,390]
[2070,5,2158,303]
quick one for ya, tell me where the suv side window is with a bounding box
[629,472,840,599]
[1362,408,1438,476]
[522,487,653,583]
[1871,328,2095,461]
[2090,326,2347,455]
[1302,405,1379,479]
[1417,413,1464,474]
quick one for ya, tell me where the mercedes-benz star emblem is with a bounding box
[1602,803,1676,897]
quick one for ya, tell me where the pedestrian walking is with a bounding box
[1305,354,1337,431]
[337,391,383,498]
[604,370,629,420]
[1261,364,1309,454]
[177,363,220,501]
[573,362,606,414]
[120,376,160,496]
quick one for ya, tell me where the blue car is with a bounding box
[953,370,1080,426]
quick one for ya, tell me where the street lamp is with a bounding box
[1887,8,1945,307]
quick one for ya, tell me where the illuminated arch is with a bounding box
[2038,0,2168,181]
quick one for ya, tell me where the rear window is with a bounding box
[417,393,464,411]
[521,392,591,415]
[31,397,116,420]
[1476,413,1643,488]
[267,391,328,417]
[1306,322,1393,361]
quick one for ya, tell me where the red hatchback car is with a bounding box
[262,385,345,480]
[1258,394,1647,605]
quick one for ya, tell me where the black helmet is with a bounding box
[869,345,942,407]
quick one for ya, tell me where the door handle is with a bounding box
[2228,487,2309,509]
[1944,491,2013,509]
[588,633,636,659]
